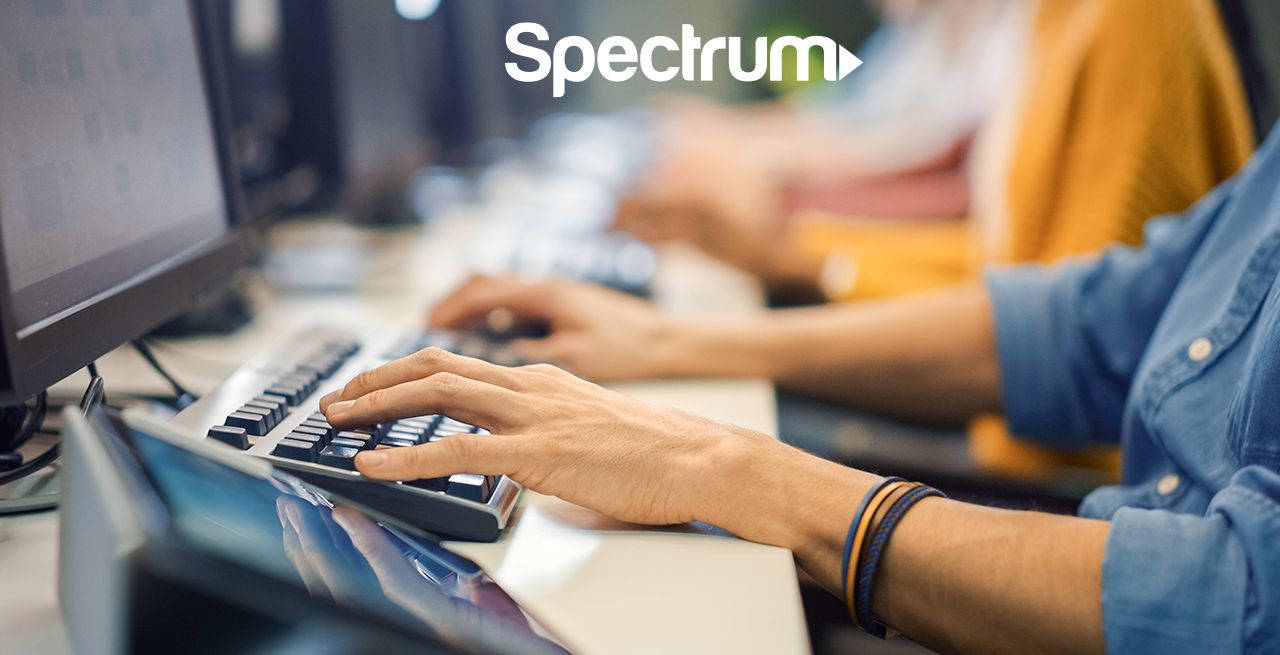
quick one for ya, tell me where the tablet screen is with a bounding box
[124,423,571,655]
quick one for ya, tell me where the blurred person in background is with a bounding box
[637,0,1028,220]
[603,0,1262,482]
[619,0,1258,302]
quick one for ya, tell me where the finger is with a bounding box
[282,525,333,601]
[324,373,526,431]
[429,277,560,329]
[282,501,339,600]
[354,434,528,482]
[320,347,522,411]
[331,506,417,581]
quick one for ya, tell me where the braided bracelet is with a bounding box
[853,483,946,639]
[841,477,904,625]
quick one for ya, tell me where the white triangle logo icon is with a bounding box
[838,46,863,80]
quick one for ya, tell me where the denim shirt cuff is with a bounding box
[984,268,1079,443]
[1102,507,1247,654]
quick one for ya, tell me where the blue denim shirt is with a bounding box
[986,124,1280,654]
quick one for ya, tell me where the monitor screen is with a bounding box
[120,417,572,654]
[0,0,230,334]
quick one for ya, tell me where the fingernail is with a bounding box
[357,451,387,469]
[319,391,340,407]
[328,400,355,414]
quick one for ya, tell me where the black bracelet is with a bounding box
[854,484,946,639]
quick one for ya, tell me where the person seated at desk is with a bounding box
[641,0,1027,226]
[624,0,1262,483]
[622,0,1256,300]
[318,122,1280,654]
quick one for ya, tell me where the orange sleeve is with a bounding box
[788,216,974,301]
[1000,0,1255,265]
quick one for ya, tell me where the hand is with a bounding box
[429,276,675,381]
[319,347,783,527]
[615,148,789,280]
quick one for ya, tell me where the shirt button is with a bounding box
[1187,337,1213,362]
[1157,473,1181,496]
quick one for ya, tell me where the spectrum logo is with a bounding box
[506,23,863,98]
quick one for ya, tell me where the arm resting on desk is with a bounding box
[317,349,1105,655]
[659,284,1001,425]
[430,278,1002,427]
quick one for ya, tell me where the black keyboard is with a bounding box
[169,327,526,541]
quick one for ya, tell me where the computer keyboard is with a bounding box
[168,326,526,541]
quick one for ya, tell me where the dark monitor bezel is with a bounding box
[0,0,252,403]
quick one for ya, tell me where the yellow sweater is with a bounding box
[791,0,1256,479]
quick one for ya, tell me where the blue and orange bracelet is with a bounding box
[841,478,946,639]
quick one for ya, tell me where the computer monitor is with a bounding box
[208,0,569,227]
[0,0,250,404]
[243,0,438,225]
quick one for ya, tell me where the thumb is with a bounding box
[354,434,525,481]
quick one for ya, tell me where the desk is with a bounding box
[0,217,810,654]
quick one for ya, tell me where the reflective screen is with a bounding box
[0,0,228,332]
[126,425,571,655]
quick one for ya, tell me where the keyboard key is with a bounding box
[273,438,318,462]
[381,437,417,448]
[292,364,326,381]
[207,426,250,450]
[396,419,436,434]
[237,406,277,432]
[292,426,331,443]
[225,411,269,436]
[352,424,389,440]
[256,393,290,410]
[276,376,314,396]
[287,431,324,447]
[299,420,335,439]
[390,422,426,435]
[388,426,425,442]
[330,437,367,450]
[406,477,447,492]
[435,418,472,436]
[335,430,376,447]
[317,446,360,470]
[264,385,303,405]
[446,474,491,503]
[245,399,285,424]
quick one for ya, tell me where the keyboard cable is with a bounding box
[130,339,198,410]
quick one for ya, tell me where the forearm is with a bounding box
[656,284,1002,425]
[705,439,1107,655]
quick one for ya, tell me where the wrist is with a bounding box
[649,318,774,379]
[694,432,880,576]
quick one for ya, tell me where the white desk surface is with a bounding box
[0,218,809,655]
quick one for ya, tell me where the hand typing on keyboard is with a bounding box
[428,276,672,383]
[320,347,784,528]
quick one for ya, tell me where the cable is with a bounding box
[130,339,198,409]
[0,363,105,486]
[2,392,47,457]
[0,391,52,485]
